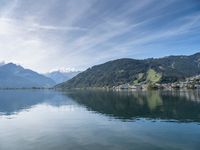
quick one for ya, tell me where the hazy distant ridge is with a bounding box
[45,70,81,84]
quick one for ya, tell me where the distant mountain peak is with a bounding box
[45,70,81,84]
[4,62,22,67]
[49,67,82,73]
[0,62,55,88]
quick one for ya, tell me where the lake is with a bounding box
[0,89,200,150]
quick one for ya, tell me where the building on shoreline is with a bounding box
[113,75,200,91]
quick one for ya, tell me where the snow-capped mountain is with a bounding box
[45,70,81,84]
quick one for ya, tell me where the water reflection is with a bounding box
[0,90,200,150]
[0,90,75,115]
[65,90,200,122]
[0,90,200,122]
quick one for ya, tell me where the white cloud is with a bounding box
[0,0,199,72]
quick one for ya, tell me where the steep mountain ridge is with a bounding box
[56,52,200,89]
[0,63,55,88]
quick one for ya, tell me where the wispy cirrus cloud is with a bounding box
[0,0,199,72]
[32,24,88,31]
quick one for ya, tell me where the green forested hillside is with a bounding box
[56,53,200,89]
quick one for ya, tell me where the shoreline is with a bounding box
[0,87,54,90]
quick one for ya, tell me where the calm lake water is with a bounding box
[0,90,200,150]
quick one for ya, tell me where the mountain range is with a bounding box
[0,63,55,88]
[56,52,200,89]
[44,70,81,84]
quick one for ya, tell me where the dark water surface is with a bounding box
[0,90,200,150]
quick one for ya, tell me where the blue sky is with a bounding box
[0,0,200,72]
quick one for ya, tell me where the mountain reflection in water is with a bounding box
[0,90,75,115]
[0,90,200,123]
[66,90,200,122]
[0,90,200,150]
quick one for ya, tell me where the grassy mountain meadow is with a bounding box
[56,52,200,89]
